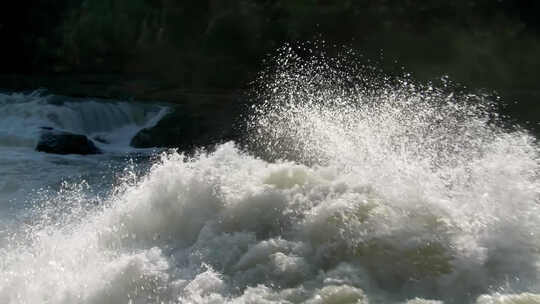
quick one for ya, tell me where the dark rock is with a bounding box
[130,97,243,150]
[36,129,101,155]
[92,135,109,144]
[130,110,229,150]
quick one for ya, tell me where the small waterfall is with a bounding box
[0,91,169,149]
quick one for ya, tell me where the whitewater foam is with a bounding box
[0,47,539,303]
[0,90,169,150]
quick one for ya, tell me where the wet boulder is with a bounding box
[92,135,109,144]
[36,128,101,155]
[130,98,242,150]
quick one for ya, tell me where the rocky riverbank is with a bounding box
[0,73,249,150]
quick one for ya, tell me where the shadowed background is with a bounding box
[1,0,539,134]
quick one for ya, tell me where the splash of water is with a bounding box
[0,47,539,303]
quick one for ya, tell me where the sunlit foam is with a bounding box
[0,46,538,303]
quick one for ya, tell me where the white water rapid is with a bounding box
[0,48,538,303]
[0,90,168,149]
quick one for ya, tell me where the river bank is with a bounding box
[0,73,242,101]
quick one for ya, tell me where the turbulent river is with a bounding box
[0,48,539,304]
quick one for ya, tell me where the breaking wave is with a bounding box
[0,47,539,303]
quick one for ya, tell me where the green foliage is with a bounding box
[8,0,540,94]
[61,0,152,70]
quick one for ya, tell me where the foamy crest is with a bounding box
[476,293,540,304]
[0,47,539,303]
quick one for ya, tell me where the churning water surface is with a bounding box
[0,48,539,304]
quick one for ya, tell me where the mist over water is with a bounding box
[0,47,539,303]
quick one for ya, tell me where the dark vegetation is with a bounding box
[1,0,539,134]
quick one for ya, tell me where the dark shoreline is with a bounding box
[0,73,242,103]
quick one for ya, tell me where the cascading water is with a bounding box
[0,90,169,149]
[0,47,538,304]
[0,90,168,215]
